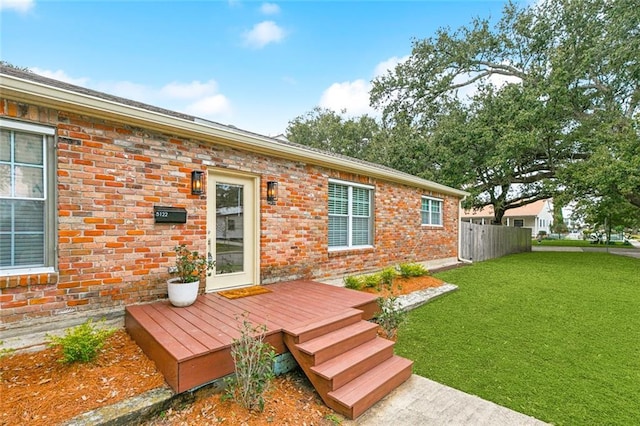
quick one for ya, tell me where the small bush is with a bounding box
[343,275,363,290]
[46,319,115,364]
[0,341,15,358]
[397,262,429,278]
[373,297,407,340]
[363,273,382,291]
[380,267,397,290]
[224,314,276,412]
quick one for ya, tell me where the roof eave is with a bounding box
[0,73,469,198]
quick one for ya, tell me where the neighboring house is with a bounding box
[461,199,555,236]
[0,66,468,330]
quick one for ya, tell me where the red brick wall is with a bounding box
[0,98,460,326]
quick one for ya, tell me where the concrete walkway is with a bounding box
[532,240,640,258]
[345,375,547,426]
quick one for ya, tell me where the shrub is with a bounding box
[0,341,15,358]
[380,267,398,290]
[397,262,429,278]
[343,275,363,290]
[224,314,276,412]
[46,319,115,364]
[363,273,382,290]
[373,297,407,340]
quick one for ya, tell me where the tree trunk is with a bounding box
[492,206,505,225]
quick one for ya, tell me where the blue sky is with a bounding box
[1,0,518,136]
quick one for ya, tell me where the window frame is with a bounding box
[0,118,57,274]
[328,179,374,251]
[421,196,443,227]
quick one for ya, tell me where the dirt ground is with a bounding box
[0,275,445,425]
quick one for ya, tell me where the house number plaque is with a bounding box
[153,206,187,223]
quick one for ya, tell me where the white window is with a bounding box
[0,119,56,271]
[328,180,373,249]
[514,219,524,227]
[421,196,443,226]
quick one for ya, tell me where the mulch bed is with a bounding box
[0,330,166,426]
[360,275,445,298]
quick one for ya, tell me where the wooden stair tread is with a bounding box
[296,320,378,355]
[328,355,413,407]
[311,337,395,380]
[284,308,363,343]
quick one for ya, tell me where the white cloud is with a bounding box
[99,80,151,100]
[184,95,231,117]
[452,71,522,101]
[31,67,232,121]
[260,3,280,15]
[319,79,373,116]
[31,68,90,86]
[318,55,410,117]
[373,55,409,78]
[0,0,34,13]
[243,21,285,48]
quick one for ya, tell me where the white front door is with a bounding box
[206,171,258,291]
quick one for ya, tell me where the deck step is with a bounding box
[311,337,395,391]
[283,314,413,420]
[327,355,413,419]
[284,308,364,344]
[295,320,379,365]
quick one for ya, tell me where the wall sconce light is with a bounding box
[191,170,204,195]
[266,181,278,205]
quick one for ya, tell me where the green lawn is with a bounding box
[396,252,640,425]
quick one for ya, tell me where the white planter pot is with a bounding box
[167,278,199,307]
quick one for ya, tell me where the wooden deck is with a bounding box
[125,280,379,393]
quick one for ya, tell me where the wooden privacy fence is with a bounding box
[459,222,531,262]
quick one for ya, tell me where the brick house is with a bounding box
[0,65,467,332]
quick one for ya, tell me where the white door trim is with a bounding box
[206,169,260,291]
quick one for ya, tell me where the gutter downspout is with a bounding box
[458,196,473,264]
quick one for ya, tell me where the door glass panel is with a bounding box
[215,182,244,274]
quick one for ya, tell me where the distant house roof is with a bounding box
[462,199,552,219]
[0,65,469,198]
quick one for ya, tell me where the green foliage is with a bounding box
[362,273,382,290]
[343,275,363,290]
[46,319,115,364]
[397,262,429,278]
[370,0,640,222]
[224,314,276,412]
[0,61,32,72]
[0,341,15,358]
[173,244,215,283]
[373,297,407,340]
[285,107,380,160]
[398,252,640,425]
[380,267,398,288]
[324,413,343,425]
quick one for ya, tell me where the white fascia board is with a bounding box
[0,73,469,198]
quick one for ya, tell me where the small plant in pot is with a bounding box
[168,244,215,307]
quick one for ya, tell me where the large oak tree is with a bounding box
[371,0,639,224]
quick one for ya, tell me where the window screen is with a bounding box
[0,124,53,269]
[328,181,372,248]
